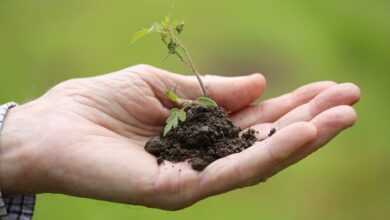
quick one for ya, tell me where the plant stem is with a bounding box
[177,43,208,97]
[167,28,208,97]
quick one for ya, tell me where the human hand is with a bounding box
[0,65,360,210]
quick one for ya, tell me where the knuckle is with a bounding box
[131,64,157,72]
[321,80,338,87]
[45,78,86,96]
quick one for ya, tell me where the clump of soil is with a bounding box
[145,104,258,171]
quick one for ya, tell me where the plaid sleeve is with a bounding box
[0,193,36,220]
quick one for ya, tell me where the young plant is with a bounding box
[131,16,217,136]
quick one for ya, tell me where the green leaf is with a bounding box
[165,89,180,103]
[162,16,171,27]
[149,22,163,33]
[177,109,186,122]
[130,28,150,44]
[163,115,178,136]
[163,108,187,136]
[130,23,164,45]
[163,108,185,136]
[167,40,178,54]
[197,96,218,108]
[175,22,185,34]
[163,108,178,136]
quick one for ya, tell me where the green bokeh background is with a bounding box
[1,0,389,219]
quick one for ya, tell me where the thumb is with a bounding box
[172,73,266,113]
[124,64,266,113]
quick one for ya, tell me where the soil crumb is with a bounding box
[145,105,258,171]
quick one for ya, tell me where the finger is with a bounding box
[275,83,360,129]
[256,105,358,180]
[128,64,267,113]
[231,81,337,128]
[284,105,357,165]
[198,122,317,197]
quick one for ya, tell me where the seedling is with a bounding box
[131,16,217,136]
[133,16,258,171]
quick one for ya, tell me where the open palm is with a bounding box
[1,65,360,210]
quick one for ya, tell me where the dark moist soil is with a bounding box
[145,104,258,171]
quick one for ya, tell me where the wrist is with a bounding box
[0,104,37,194]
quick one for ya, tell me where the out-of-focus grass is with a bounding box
[0,1,389,219]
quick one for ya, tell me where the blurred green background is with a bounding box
[0,0,389,219]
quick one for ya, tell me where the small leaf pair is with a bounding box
[130,16,184,45]
[162,90,218,136]
[130,22,164,45]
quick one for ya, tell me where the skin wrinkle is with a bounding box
[95,77,137,117]
[67,96,140,139]
[133,69,178,108]
[92,76,153,127]
[75,93,157,138]
[49,74,163,137]
[65,80,161,138]
[125,66,173,99]
[54,105,121,139]
[46,78,95,99]
[122,79,168,127]
[68,93,138,138]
